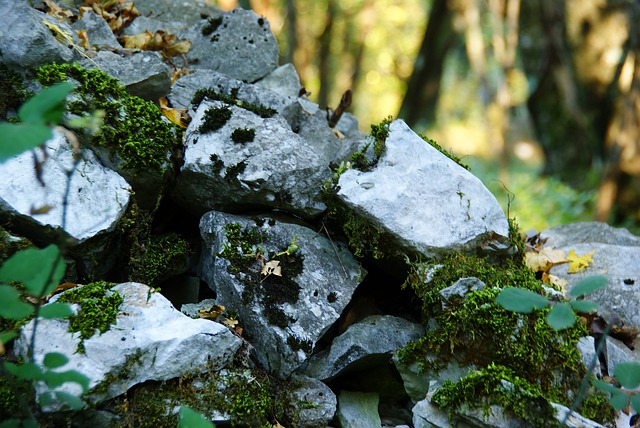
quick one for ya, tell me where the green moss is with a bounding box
[370,115,392,159]
[209,154,225,174]
[0,374,20,420]
[418,133,470,170]
[202,16,223,36]
[231,127,255,144]
[224,161,247,183]
[198,106,232,134]
[91,350,144,397]
[0,64,29,120]
[36,63,179,173]
[287,335,313,354]
[129,233,190,287]
[397,252,616,425]
[191,87,276,118]
[58,281,123,353]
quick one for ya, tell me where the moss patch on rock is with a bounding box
[36,63,179,173]
[191,87,276,118]
[129,233,190,287]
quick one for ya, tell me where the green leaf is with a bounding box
[44,369,90,391]
[546,303,576,330]
[54,391,85,410]
[0,122,53,163]
[568,275,607,298]
[569,300,598,313]
[614,362,640,389]
[0,284,34,319]
[0,331,17,344]
[18,82,75,124]
[0,419,22,428]
[43,352,69,369]
[178,406,215,428]
[40,302,73,319]
[631,394,640,414]
[5,361,43,381]
[609,390,630,410]
[0,245,65,297]
[495,288,549,313]
[592,378,620,394]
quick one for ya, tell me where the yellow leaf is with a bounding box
[76,29,90,50]
[542,272,568,289]
[567,249,596,273]
[198,304,225,320]
[525,247,566,273]
[45,0,74,21]
[41,18,73,47]
[159,98,190,128]
[223,318,238,328]
[122,31,153,49]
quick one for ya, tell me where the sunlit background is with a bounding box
[207,0,640,235]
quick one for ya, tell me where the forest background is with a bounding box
[209,0,640,234]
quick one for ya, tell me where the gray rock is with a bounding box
[131,0,221,27]
[199,211,364,378]
[181,299,217,319]
[80,51,171,101]
[180,9,278,82]
[0,0,76,72]
[550,403,607,428]
[0,130,130,243]
[439,277,486,308]
[72,10,120,49]
[122,16,188,36]
[336,120,509,258]
[173,100,331,219]
[304,315,424,382]
[255,63,304,98]
[336,390,381,428]
[286,375,337,428]
[15,282,242,410]
[542,222,640,332]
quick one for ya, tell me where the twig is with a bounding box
[328,89,352,128]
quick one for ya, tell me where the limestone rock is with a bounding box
[199,211,364,378]
[285,375,337,428]
[71,10,120,50]
[336,120,509,258]
[173,100,331,219]
[336,390,381,428]
[15,282,242,410]
[180,9,278,82]
[303,315,424,382]
[255,63,304,98]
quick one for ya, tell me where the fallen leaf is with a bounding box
[41,18,74,47]
[223,318,238,328]
[525,247,567,273]
[542,272,568,288]
[45,0,74,21]
[45,282,81,302]
[261,260,282,277]
[77,29,90,50]
[122,30,191,57]
[198,304,225,320]
[30,204,54,215]
[159,98,190,128]
[567,249,596,273]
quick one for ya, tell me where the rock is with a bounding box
[304,315,424,382]
[0,130,131,277]
[336,120,510,258]
[336,390,381,428]
[130,0,221,27]
[255,63,304,98]
[542,222,640,333]
[286,375,337,428]
[199,211,364,378]
[15,282,242,410]
[550,403,607,428]
[181,298,217,319]
[439,277,486,309]
[71,10,120,50]
[180,9,278,82]
[0,0,76,72]
[80,51,171,102]
[173,100,331,219]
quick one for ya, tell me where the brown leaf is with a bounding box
[525,247,566,273]
[45,0,75,21]
[77,29,90,50]
[45,282,80,302]
[198,304,226,320]
[159,98,190,128]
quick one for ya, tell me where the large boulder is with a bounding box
[336,119,510,258]
[15,282,242,410]
[199,211,364,377]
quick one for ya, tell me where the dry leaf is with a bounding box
[159,98,190,128]
[45,282,81,302]
[542,272,568,288]
[77,29,90,50]
[525,247,567,273]
[261,260,281,277]
[198,304,225,320]
[567,249,596,273]
[45,0,74,21]
[30,204,54,215]
[122,30,191,57]
[41,19,74,47]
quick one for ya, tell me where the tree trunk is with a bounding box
[318,0,336,109]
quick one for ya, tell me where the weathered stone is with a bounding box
[173,100,330,219]
[255,63,303,98]
[181,298,217,319]
[121,16,188,36]
[81,51,171,101]
[542,222,640,331]
[130,0,221,26]
[439,277,486,307]
[179,9,278,82]
[286,375,337,428]
[0,0,76,72]
[72,10,120,49]
[336,120,510,258]
[199,211,364,378]
[15,282,242,410]
[336,390,381,428]
[0,130,130,243]
[304,315,424,382]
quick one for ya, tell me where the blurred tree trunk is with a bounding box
[318,0,337,108]
[398,0,457,128]
[282,0,297,65]
[348,0,375,94]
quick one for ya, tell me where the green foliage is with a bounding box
[36,63,178,173]
[0,63,29,121]
[57,281,123,353]
[178,406,215,428]
[0,83,74,162]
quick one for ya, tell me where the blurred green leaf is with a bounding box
[0,245,65,297]
[631,394,640,414]
[5,361,43,381]
[43,352,68,369]
[614,362,640,389]
[18,82,75,125]
[0,419,22,428]
[178,406,215,428]
[0,331,17,344]
[44,369,90,392]
[609,390,629,410]
[495,287,549,313]
[546,303,576,330]
[569,300,598,313]
[592,378,620,394]
[0,122,53,163]
[568,275,607,298]
[0,284,34,319]
[54,391,85,410]
[40,302,73,319]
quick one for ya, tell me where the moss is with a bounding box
[202,16,223,36]
[209,154,225,174]
[191,88,276,118]
[129,233,190,287]
[230,127,255,144]
[287,335,313,354]
[370,115,392,159]
[224,161,247,183]
[57,281,122,353]
[198,106,232,134]
[0,373,20,420]
[36,63,179,173]
[327,291,337,303]
[418,133,470,170]
[91,350,144,397]
[0,64,29,120]
[397,252,616,425]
